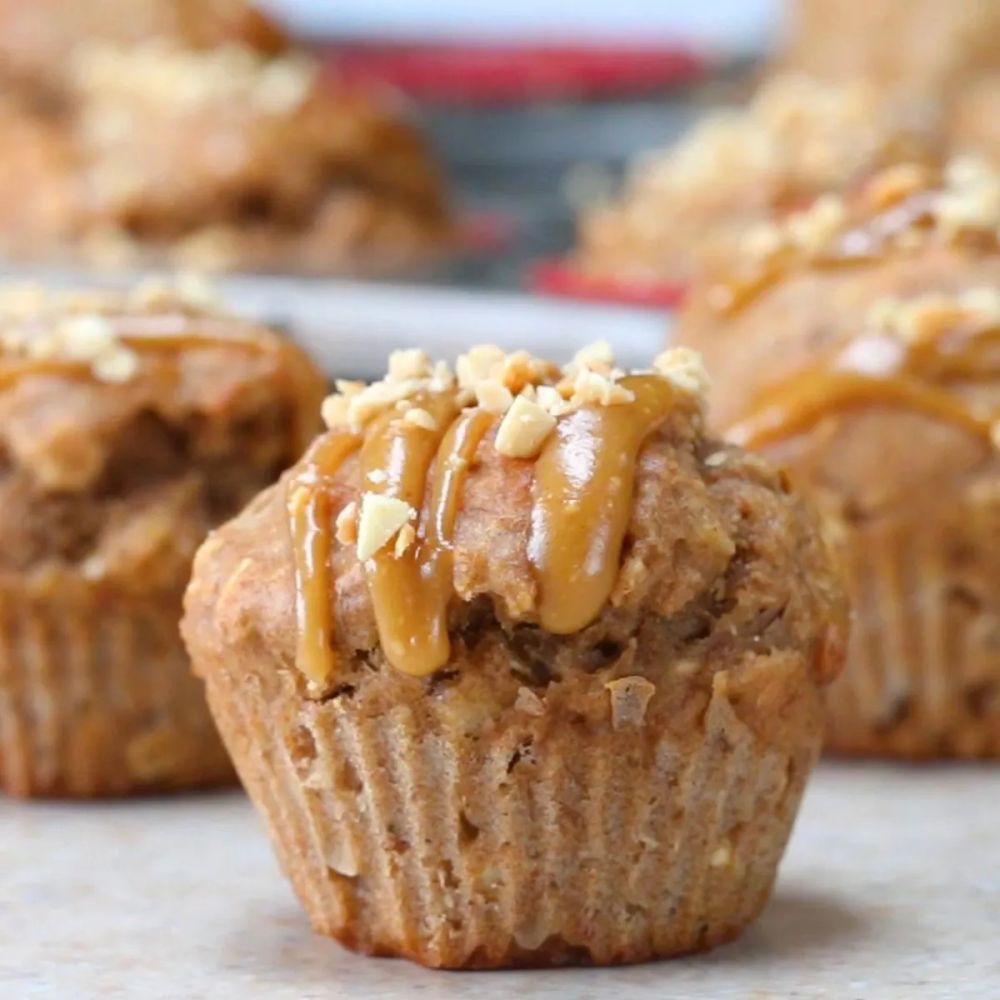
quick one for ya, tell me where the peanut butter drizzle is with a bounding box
[360,397,493,677]
[287,431,361,685]
[529,374,680,634]
[712,190,955,317]
[727,326,1000,450]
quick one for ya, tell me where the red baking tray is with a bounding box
[322,42,705,104]
[531,258,688,309]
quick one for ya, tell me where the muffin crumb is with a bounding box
[606,676,657,729]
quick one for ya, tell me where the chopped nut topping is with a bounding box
[473,377,514,415]
[403,407,437,431]
[334,501,359,545]
[704,451,728,467]
[866,287,1000,345]
[73,41,318,117]
[387,348,432,383]
[495,394,557,459]
[653,347,711,399]
[366,469,388,485]
[456,345,507,391]
[393,522,416,558]
[933,158,1000,235]
[606,676,656,729]
[356,494,415,562]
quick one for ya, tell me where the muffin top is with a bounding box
[0,0,285,100]
[0,277,324,581]
[186,341,846,727]
[574,75,934,283]
[678,158,1000,516]
[0,42,451,273]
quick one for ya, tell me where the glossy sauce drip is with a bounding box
[711,190,958,317]
[360,396,494,677]
[287,432,361,685]
[529,374,680,634]
[727,326,1000,450]
[0,310,323,454]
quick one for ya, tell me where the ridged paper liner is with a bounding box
[205,663,822,968]
[825,484,1000,759]
[0,573,234,797]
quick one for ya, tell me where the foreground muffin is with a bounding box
[572,75,933,291]
[0,0,285,102]
[679,158,1000,759]
[0,279,325,797]
[182,342,845,967]
[0,42,451,275]
[779,0,1000,113]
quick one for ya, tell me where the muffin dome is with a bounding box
[183,341,845,967]
[678,158,1000,758]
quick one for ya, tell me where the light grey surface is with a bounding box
[4,762,999,999]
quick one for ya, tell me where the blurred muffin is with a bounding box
[952,76,1000,166]
[0,0,285,102]
[182,342,845,967]
[573,75,934,291]
[779,0,1000,113]
[0,43,451,275]
[0,278,325,797]
[679,158,1000,758]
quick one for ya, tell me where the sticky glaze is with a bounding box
[726,325,1000,450]
[287,374,686,681]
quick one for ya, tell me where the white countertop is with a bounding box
[4,762,999,999]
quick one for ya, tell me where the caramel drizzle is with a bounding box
[288,374,682,681]
[287,432,362,685]
[710,190,987,317]
[0,312,324,454]
[529,375,679,633]
[726,326,1000,450]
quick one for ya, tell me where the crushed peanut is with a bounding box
[356,494,415,562]
[653,347,711,399]
[710,842,733,868]
[393,522,416,558]
[866,287,1000,345]
[334,501,359,545]
[495,394,557,459]
[403,407,437,431]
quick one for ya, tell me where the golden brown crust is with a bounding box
[677,164,1000,760]
[182,344,845,966]
[0,281,325,797]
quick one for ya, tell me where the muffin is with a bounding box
[779,0,1000,113]
[0,43,452,275]
[0,278,325,797]
[0,0,285,102]
[952,76,1000,166]
[678,158,1000,759]
[182,342,846,967]
[572,75,934,292]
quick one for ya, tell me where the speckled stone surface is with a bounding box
[3,762,999,999]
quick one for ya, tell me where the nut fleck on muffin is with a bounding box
[182,341,845,968]
[0,0,286,102]
[0,42,452,276]
[678,158,1000,759]
[571,74,935,291]
[0,278,325,797]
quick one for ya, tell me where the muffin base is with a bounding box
[824,484,1000,760]
[204,658,823,969]
[0,573,234,797]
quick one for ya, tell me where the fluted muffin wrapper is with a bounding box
[205,661,822,969]
[825,486,1000,759]
[0,573,234,797]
